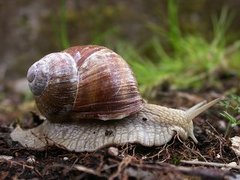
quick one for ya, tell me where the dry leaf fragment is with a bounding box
[230,136,240,157]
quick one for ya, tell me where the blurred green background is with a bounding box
[0,0,239,96]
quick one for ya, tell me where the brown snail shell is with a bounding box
[27,45,143,122]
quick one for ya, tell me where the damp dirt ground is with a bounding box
[0,75,239,179]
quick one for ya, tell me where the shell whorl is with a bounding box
[27,52,79,121]
[27,56,49,96]
[27,52,78,96]
[28,45,143,122]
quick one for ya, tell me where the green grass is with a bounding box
[53,0,69,49]
[115,2,240,94]
[57,0,240,95]
[59,0,69,49]
[219,95,240,137]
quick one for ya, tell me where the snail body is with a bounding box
[11,45,221,152]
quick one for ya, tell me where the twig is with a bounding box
[186,144,207,162]
[146,135,179,161]
[180,160,240,170]
[0,159,43,177]
[70,157,79,169]
[143,162,233,179]
[109,156,136,180]
[0,159,34,169]
[74,164,106,177]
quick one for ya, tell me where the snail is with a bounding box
[10,45,221,152]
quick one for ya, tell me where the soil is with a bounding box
[0,75,239,179]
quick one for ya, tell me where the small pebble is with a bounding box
[217,120,227,131]
[0,155,13,160]
[63,157,69,161]
[108,147,119,157]
[26,155,36,165]
[141,156,147,160]
[230,136,240,157]
[228,162,237,167]
[221,162,237,170]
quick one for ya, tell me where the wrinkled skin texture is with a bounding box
[11,99,220,152]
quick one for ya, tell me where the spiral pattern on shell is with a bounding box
[27,45,143,122]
